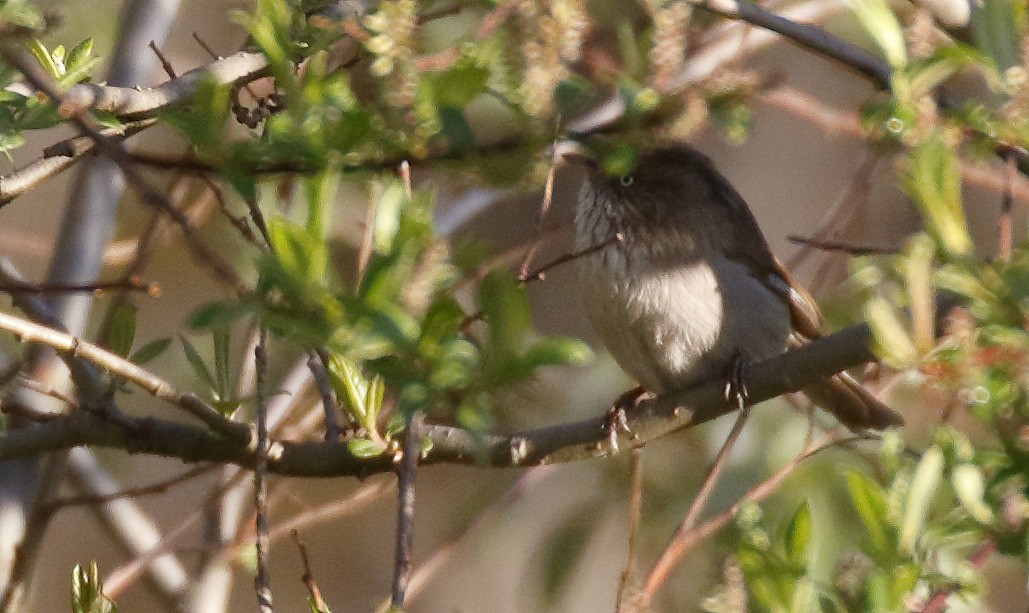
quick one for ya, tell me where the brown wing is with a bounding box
[765,256,824,339]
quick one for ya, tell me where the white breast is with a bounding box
[578,251,790,394]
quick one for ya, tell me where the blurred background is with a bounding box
[0,0,1024,610]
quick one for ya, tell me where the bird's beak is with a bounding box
[554,140,598,170]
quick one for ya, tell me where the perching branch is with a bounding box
[0,322,884,476]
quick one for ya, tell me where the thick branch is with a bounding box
[58,51,268,120]
[0,323,882,476]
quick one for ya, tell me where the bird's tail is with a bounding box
[802,372,904,430]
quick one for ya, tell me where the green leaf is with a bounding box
[180,335,218,392]
[71,561,117,613]
[951,463,995,524]
[98,303,136,358]
[844,471,891,554]
[347,437,387,458]
[971,0,1022,70]
[904,134,973,256]
[864,296,918,368]
[65,38,93,72]
[438,106,475,152]
[898,445,944,555]
[782,502,812,566]
[189,300,250,329]
[848,0,907,69]
[432,61,489,107]
[27,39,60,78]
[523,337,593,368]
[129,337,172,365]
[328,354,378,427]
[0,131,26,156]
[479,270,530,354]
[212,328,231,398]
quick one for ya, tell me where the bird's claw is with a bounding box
[606,387,650,453]
[724,351,749,411]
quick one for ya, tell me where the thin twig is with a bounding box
[148,41,177,78]
[253,329,274,613]
[13,376,79,410]
[264,479,394,548]
[45,465,215,509]
[615,448,644,612]
[517,131,561,280]
[310,349,342,441]
[642,405,753,598]
[786,235,897,256]
[640,429,845,603]
[0,120,154,206]
[0,48,249,295]
[396,467,553,606]
[998,153,1014,261]
[0,310,249,441]
[291,530,330,613]
[520,232,623,283]
[392,412,422,608]
[0,278,158,295]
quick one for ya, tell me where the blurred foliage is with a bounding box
[0,0,1022,609]
[70,562,116,613]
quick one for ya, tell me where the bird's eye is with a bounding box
[619,175,634,187]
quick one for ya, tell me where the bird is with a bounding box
[565,142,904,431]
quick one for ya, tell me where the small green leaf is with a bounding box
[98,303,136,358]
[523,337,592,368]
[438,106,475,152]
[65,38,94,72]
[844,471,890,554]
[180,336,218,392]
[347,437,387,458]
[479,270,530,353]
[898,445,944,555]
[951,463,994,524]
[0,131,26,155]
[848,0,907,69]
[432,61,489,107]
[864,297,918,368]
[129,337,172,365]
[782,502,812,566]
[27,39,60,78]
[904,135,973,256]
[71,561,117,613]
[212,328,231,399]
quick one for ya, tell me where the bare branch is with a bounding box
[643,406,753,597]
[46,465,215,509]
[291,530,330,613]
[615,449,644,612]
[0,311,249,441]
[639,429,846,604]
[57,51,268,120]
[0,120,154,206]
[392,412,422,609]
[0,321,883,476]
[0,48,250,295]
[252,330,274,613]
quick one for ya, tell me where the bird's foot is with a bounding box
[724,351,749,411]
[606,387,651,453]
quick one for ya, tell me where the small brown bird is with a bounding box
[568,143,903,430]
